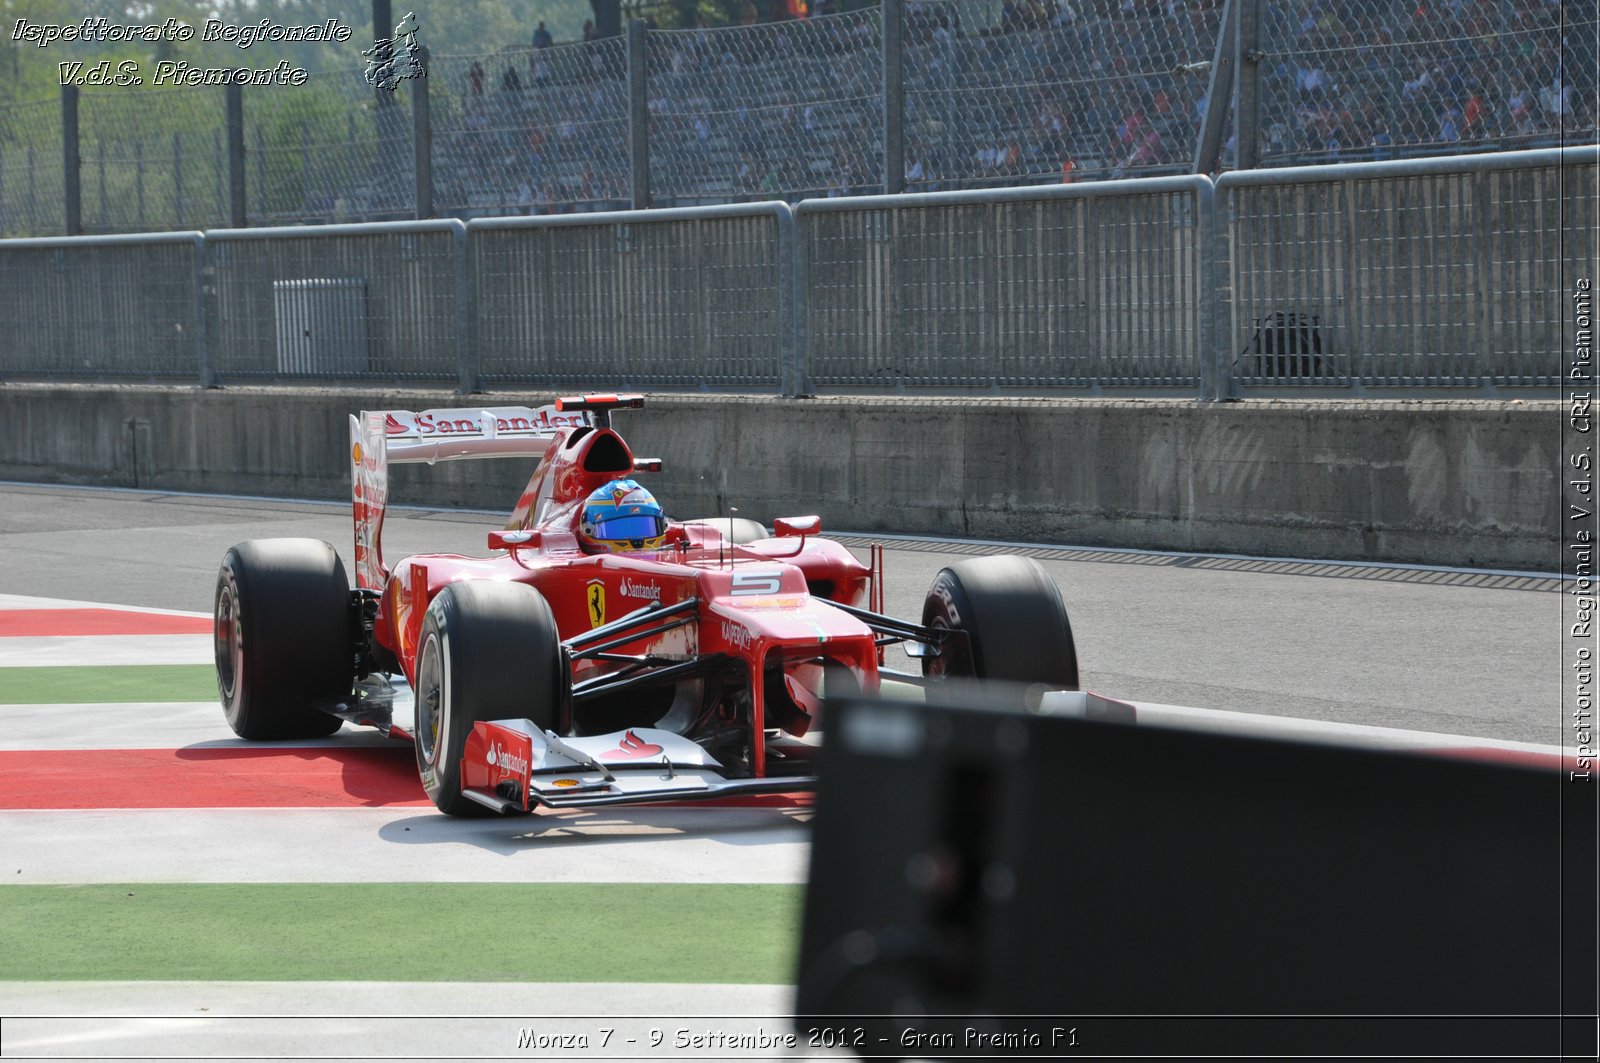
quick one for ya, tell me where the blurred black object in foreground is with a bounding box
[795,685,1596,1058]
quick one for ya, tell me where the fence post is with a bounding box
[1208,177,1239,398]
[301,122,313,220]
[134,141,145,228]
[97,139,107,230]
[62,85,81,235]
[627,19,651,210]
[194,234,216,388]
[1234,0,1262,170]
[173,133,184,227]
[454,222,478,394]
[226,84,246,226]
[412,45,433,219]
[1196,179,1224,400]
[1192,0,1235,174]
[779,205,812,397]
[881,0,905,195]
[254,126,267,220]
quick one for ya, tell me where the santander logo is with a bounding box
[603,730,665,760]
[619,577,662,602]
[383,407,587,439]
[485,741,529,777]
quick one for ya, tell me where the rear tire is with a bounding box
[920,556,1079,691]
[214,539,351,741]
[413,581,562,817]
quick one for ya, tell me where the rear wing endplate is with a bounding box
[349,404,588,590]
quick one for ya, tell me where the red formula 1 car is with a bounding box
[213,394,1086,815]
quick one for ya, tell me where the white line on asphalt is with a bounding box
[0,593,210,618]
[1,806,812,884]
[0,634,210,668]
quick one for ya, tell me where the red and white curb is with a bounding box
[0,593,813,886]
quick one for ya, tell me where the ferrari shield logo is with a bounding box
[586,579,605,628]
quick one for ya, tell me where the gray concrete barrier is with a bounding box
[0,384,1560,570]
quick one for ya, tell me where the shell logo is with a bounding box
[351,442,363,464]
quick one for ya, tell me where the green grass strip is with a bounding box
[0,883,802,983]
[0,665,216,705]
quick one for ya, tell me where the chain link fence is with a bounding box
[647,11,884,202]
[1256,0,1598,166]
[904,0,1222,187]
[428,42,632,218]
[78,86,229,233]
[0,1,1595,237]
[247,70,414,226]
[0,99,67,239]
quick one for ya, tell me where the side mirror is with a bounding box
[773,515,821,538]
[488,529,542,552]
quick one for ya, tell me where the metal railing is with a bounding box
[0,148,1593,397]
[0,231,204,380]
[1218,146,1598,391]
[799,176,1214,391]
[201,220,465,387]
[468,203,799,394]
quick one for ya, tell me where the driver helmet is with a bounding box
[579,479,667,553]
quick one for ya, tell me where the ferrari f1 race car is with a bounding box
[213,394,1087,815]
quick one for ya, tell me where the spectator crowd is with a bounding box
[415,0,1592,219]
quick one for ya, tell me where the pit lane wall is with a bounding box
[0,385,1558,570]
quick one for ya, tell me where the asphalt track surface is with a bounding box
[0,481,1564,745]
[0,482,1571,1061]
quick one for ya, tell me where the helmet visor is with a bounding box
[592,514,665,542]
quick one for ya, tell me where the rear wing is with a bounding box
[349,404,588,590]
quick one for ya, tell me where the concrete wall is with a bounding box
[0,384,1561,570]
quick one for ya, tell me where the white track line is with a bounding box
[0,634,211,667]
[1,806,811,884]
[0,983,834,1061]
[0,594,210,618]
[0,702,393,751]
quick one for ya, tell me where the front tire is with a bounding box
[413,581,562,816]
[214,538,351,740]
[920,556,1079,692]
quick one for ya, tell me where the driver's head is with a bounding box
[579,478,667,553]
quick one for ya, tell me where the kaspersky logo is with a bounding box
[485,740,529,777]
[603,730,665,760]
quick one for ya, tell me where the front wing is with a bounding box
[460,721,814,812]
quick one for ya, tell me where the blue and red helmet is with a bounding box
[579,479,667,552]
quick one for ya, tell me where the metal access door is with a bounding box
[273,277,368,375]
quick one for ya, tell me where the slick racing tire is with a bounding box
[682,517,770,544]
[920,555,1079,694]
[413,581,562,817]
[214,538,351,741]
